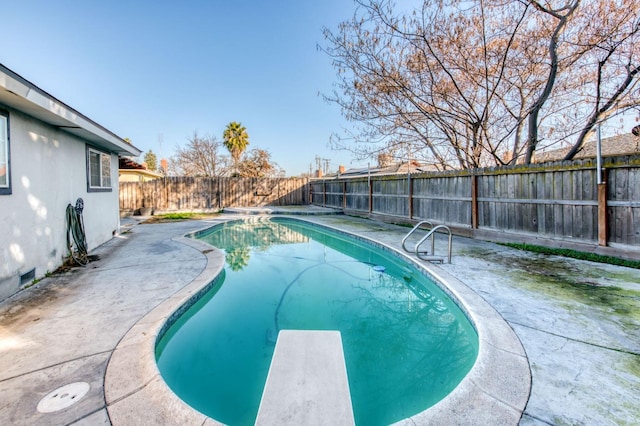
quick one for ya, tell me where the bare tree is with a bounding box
[236,148,284,178]
[323,0,540,169]
[563,0,640,159]
[172,132,228,177]
[521,0,581,163]
[325,0,640,168]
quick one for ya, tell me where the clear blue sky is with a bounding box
[0,0,367,176]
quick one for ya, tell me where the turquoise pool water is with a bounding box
[156,219,478,425]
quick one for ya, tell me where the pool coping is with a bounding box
[104,216,531,425]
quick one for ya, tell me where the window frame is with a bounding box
[86,146,113,192]
[0,108,11,195]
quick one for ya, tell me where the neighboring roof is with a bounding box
[119,157,162,178]
[535,133,640,163]
[335,161,435,178]
[0,63,140,157]
[119,157,147,170]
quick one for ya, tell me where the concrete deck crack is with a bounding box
[556,338,569,352]
[522,411,555,425]
[66,406,107,426]
[105,374,159,407]
[471,377,523,413]
[482,336,528,358]
[0,349,113,383]
[509,320,640,356]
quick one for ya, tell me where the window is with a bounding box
[0,109,10,195]
[87,147,112,191]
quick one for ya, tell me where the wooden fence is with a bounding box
[310,156,640,249]
[120,177,309,212]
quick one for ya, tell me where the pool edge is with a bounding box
[104,216,531,425]
[104,233,227,425]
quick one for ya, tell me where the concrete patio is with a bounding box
[0,212,638,425]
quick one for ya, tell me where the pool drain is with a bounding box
[37,382,90,413]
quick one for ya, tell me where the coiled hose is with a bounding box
[66,198,88,266]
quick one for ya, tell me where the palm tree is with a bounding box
[223,122,249,175]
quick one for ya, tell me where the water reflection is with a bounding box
[198,220,309,271]
[224,247,251,271]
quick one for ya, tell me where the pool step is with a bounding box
[255,330,355,426]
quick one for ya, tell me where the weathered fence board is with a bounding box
[120,177,309,211]
[608,167,640,246]
[371,178,408,217]
[474,168,601,241]
[413,175,471,225]
[345,179,369,211]
[311,156,640,248]
[309,181,324,205]
[323,181,344,208]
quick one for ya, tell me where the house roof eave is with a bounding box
[0,63,141,157]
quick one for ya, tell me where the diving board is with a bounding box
[255,330,355,426]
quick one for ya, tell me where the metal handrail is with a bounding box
[401,220,435,253]
[415,225,452,264]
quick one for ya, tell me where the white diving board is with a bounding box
[255,330,355,426]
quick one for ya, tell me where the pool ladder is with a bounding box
[401,220,452,264]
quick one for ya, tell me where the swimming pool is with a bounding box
[155,218,478,425]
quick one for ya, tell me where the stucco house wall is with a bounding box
[0,65,140,301]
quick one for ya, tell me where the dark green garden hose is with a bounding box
[66,198,88,266]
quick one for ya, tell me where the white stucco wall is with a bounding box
[0,107,120,300]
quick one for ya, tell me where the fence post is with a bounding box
[408,173,413,219]
[598,169,608,246]
[138,181,144,210]
[277,179,281,205]
[161,179,165,210]
[323,180,326,207]
[368,176,373,213]
[471,173,479,229]
[343,181,347,209]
